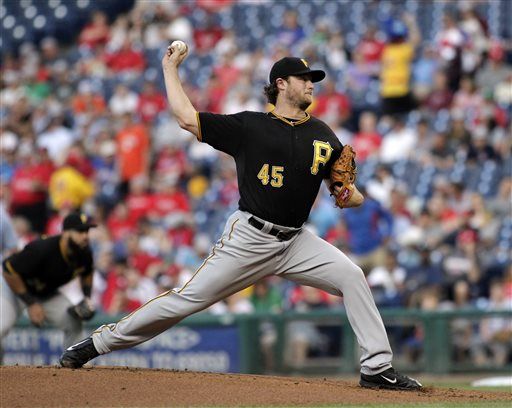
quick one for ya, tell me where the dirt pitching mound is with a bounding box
[1,366,510,407]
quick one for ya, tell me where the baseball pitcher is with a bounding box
[60,42,421,390]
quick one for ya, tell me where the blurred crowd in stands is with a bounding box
[1,0,511,366]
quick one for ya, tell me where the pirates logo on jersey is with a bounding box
[311,140,333,175]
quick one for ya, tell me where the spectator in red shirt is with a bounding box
[203,73,227,113]
[79,10,110,50]
[151,176,194,246]
[325,218,349,249]
[104,39,146,76]
[106,202,138,242]
[115,113,150,194]
[289,286,332,309]
[193,14,224,53]
[102,259,127,313]
[355,25,385,77]
[154,144,188,183]
[423,70,454,113]
[65,144,95,178]
[352,111,382,162]
[10,147,54,233]
[435,12,464,91]
[45,206,74,236]
[212,51,241,90]
[452,76,484,119]
[45,214,64,236]
[151,177,190,218]
[311,79,351,126]
[196,0,233,12]
[125,176,154,224]
[389,187,413,231]
[102,259,158,314]
[71,81,107,119]
[137,81,167,124]
[125,233,163,277]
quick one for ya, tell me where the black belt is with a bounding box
[248,217,301,241]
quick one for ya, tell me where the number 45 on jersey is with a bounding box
[257,164,284,188]
[257,140,333,188]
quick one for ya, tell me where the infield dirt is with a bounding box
[1,366,511,407]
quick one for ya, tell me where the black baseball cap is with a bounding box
[63,213,97,232]
[269,57,326,84]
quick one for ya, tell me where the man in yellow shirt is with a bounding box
[380,13,420,116]
[49,165,94,211]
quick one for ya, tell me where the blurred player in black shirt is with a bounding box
[1,212,97,362]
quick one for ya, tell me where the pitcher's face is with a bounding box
[279,74,314,111]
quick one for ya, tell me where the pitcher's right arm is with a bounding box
[161,43,199,139]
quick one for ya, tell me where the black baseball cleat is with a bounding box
[59,337,99,368]
[360,367,422,391]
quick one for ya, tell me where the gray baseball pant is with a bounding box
[92,210,392,375]
[1,274,84,362]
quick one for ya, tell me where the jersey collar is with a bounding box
[269,110,311,126]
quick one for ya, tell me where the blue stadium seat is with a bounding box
[1,0,134,55]
[477,160,501,197]
[357,158,379,185]
[414,165,436,199]
[465,164,484,192]
[391,160,408,179]
[497,218,512,255]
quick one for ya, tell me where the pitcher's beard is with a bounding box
[299,99,311,111]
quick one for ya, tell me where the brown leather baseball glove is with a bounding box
[329,145,364,209]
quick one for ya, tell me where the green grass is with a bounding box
[210,404,511,408]
[235,404,511,408]
[435,384,511,393]
[211,382,512,407]
[316,404,510,408]
[424,379,511,395]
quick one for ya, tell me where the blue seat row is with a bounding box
[3,0,508,56]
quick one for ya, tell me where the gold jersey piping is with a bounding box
[270,110,311,126]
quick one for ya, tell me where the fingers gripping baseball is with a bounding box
[163,40,188,68]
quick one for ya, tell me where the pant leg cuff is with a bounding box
[91,330,110,355]
[360,363,392,375]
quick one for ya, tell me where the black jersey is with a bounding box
[2,235,93,298]
[198,110,343,227]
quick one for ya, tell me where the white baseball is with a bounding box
[170,40,187,55]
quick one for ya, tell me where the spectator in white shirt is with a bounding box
[37,115,75,164]
[367,250,407,306]
[379,116,417,163]
[109,84,139,116]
